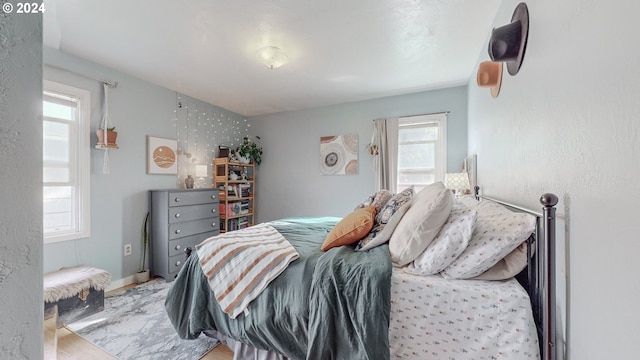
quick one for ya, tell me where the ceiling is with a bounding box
[43,0,501,117]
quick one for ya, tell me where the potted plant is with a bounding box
[96,126,118,146]
[236,136,263,165]
[135,212,150,284]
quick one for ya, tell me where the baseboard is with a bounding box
[105,275,136,292]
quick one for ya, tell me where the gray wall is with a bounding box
[467,0,640,359]
[43,47,248,283]
[0,9,43,359]
[249,86,467,222]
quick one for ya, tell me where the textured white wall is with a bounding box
[0,9,43,359]
[468,1,640,359]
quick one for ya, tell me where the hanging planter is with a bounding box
[96,127,118,146]
[95,83,117,174]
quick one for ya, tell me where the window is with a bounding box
[396,113,446,193]
[43,81,91,243]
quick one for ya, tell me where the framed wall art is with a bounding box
[320,134,358,175]
[147,136,178,174]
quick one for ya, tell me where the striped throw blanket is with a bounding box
[195,223,300,319]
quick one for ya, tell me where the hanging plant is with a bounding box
[96,126,118,145]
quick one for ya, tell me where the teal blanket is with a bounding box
[165,217,392,360]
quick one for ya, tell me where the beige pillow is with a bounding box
[472,240,532,280]
[353,190,393,213]
[321,206,376,251]
[357,187,414,251]
[389,182,453,266]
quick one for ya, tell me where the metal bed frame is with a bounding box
[475,187,557,360]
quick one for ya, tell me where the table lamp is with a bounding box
[444,172,471,198]
[195,165,208,188]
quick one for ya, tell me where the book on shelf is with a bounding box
[238,183,251,197]
[219,202,252,217]
[221,215,252,232]
[222,184,251,198]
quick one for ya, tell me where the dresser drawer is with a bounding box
[167,231,217,257]
[169,218,219,240]
[169,203,218,223]
[168,253,187,273]
[168,190,218,207]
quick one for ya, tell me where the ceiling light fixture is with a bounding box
[256,46,288,69]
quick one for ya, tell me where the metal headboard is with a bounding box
[475,187,557,360]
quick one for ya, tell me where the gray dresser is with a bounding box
[149,188,219,281]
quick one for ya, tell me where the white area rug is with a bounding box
[67,278,219,360]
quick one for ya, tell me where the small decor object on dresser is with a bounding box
[148,188,220,281]
[185,175,194,189]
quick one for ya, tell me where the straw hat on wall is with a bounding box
[476,61,503,98]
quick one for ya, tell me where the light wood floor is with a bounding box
[50,282,234,360]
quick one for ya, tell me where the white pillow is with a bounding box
[357,187,414,251]
[389,182,453,266]
[405,201,477,275]
[457,195,479,208]
[441,201,536,279]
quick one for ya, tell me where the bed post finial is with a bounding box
[540,193,558,207]
[474,186,480,200]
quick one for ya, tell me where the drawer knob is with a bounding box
[175,261,181,267]
[175,229,181,234]
[211,209,216,213]
[212,223,216,227]
[175,213,181,218]
[175,245,181,250]
[211,195,216,199]
[174,197,180,202]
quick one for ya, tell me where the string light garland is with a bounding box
[174,92,250,188]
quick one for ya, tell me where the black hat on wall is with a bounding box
[488,2,529,76]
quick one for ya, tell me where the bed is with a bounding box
[165,186,557,360]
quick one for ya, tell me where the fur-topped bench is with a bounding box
[44,265,111,327]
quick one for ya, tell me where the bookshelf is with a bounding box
[214,158,255,233]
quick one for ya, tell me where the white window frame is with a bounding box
[43,80,91,243]
[396,113,447,193]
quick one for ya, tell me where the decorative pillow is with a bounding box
[472,240,532,280]
[405,201,477,275]
[321,206,376,251]
[356,187,414,251]
[370,190,393,213]
[441,201,536,279]
[354,190,393,214]
[389,182,453,266]
[354,192,376,210]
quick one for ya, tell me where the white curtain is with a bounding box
[371,117,399,192]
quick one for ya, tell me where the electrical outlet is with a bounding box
[124,244,132,256]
